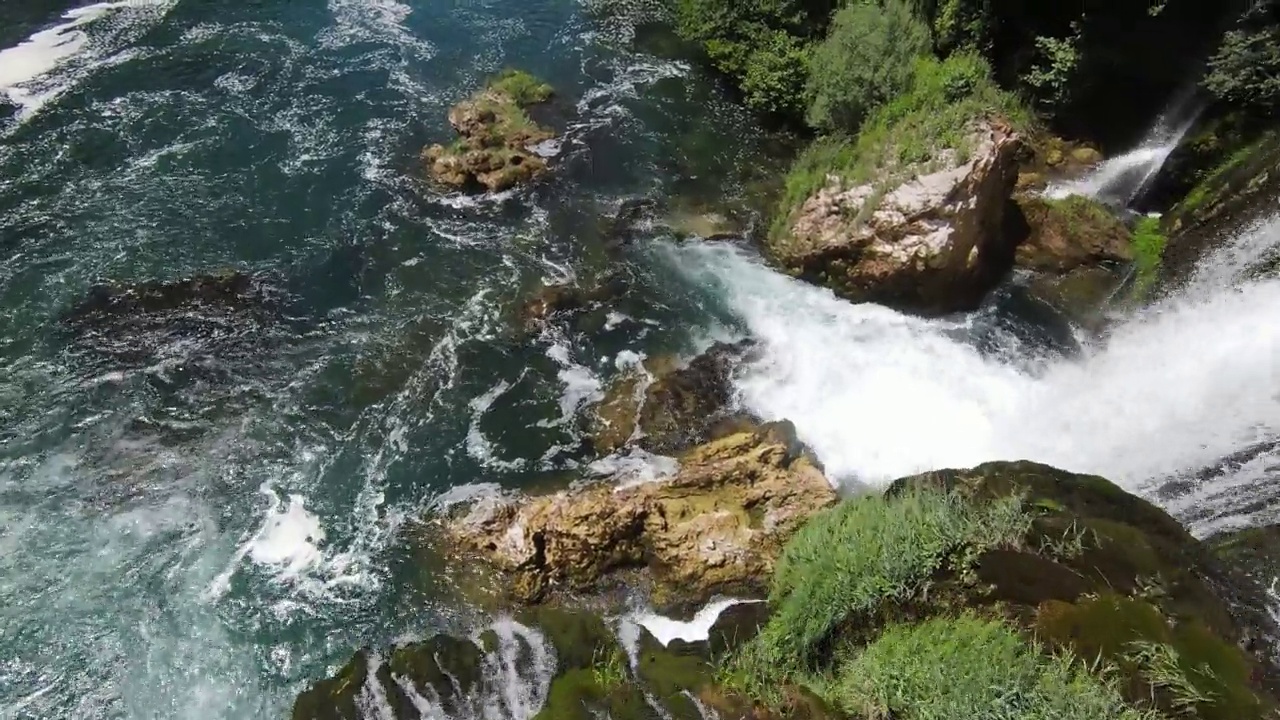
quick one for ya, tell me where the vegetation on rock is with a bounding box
[422,70,556,193]
[717,462,1280,720]
[1015,195,1134,274]
[1130,215,1167,300]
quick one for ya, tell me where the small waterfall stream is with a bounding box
[1046,88,1205,206]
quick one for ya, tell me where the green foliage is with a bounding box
[590,646,629,691]
[737,487,1030,683]
[741,31,812,118]
[488,69,554,106]
[1124,641,1217,713]
[1023,25,1083,113]
[805,0,932,133]
[828,615,1159,720]
[931,0,992,53]
[1131,215,1167,299]
[773,52,1031,236]
[1204,26,1280,111]
[670,0,834,117]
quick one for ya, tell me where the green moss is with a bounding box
[1177,140,1262,219]
[1130,215,1167,300]
[727,486,1031,693]
[825,615,1157,720]
[771,52,1032,238]
[487,69,553,106]
[1036,595,1273,720]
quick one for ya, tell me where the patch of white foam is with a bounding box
[467,380,528,472]
[664,222,1280,493]
[541,342,605,427]
[590,448,680,489]
[631,598,759,647]
[246,491,327,578]
[0,0,175,122]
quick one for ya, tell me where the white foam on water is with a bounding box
[540,341,606,428]
[246,487,327,580]
[0,0,175,122]
[664,217,1280,493]
[467,380,529,472]
[321,0,436,58]
[631,598,758,647]
[590,448,680,489]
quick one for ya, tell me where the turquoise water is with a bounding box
[0,1,783,716]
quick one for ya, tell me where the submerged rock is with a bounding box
[422,70,557,193]
[443,425,837,605]
[517,272,629,336]
[587,340,753,456]
[770,120,1024,315]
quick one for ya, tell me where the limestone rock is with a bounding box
[443,425,837,604]
[422,72,556,193]
[771,121,1024,315]
[1014,195,1134,273]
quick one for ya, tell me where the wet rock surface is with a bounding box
[443,425,837,605]
[1014,195,1134,273]
[587,340,754,456]
[770,121,1025,315]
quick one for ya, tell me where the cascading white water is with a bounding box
[1046,89,1204,206]
[664,213,1280,529]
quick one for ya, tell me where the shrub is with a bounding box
[1204,26,1280,111]
[1130,215,1166,299]
[741,31,813,117]
[805,0,932,133]
[738,487,1030,681]
[829,615,1159,720]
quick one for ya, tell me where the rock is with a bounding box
[1014,195,1134,273]
[442,426,837,604]
[1046,147,1065,166]
[885,462,1280,719]
[1161,129,1280,287]
[1070,146,1104,165]
[770,120,1024,315]
[1025,266,1126,331]
[587,341,752,455]
[1209,524,1280,593]
[517,273,628,336]
[422,71,556,193]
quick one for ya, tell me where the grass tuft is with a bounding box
[1131,215,1167,300]
[488,69,554,106]
[828,615,1161,720]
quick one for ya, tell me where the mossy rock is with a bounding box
[1209,524,1280,591]
[1014,195,1133,274]
[518,607,621,672]
[1036,594,1273,720]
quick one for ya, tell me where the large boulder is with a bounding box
[442,425,837,605]
[587,341,753,456]
[422,71,556,193]
[770,121,1024,315]
[1014,195,1134,273]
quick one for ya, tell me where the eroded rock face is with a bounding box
[771,121,1024,315]
[422,81,556,193]
[443,425,837,604]
[587,341,753,456]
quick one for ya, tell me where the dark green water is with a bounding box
[0,1,783,715]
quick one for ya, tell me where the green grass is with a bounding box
[725,487,1031,697]
[488,69,553,106]
[771,51,1033,239]
[826,615,1161,720]
[1131,215,1167,299]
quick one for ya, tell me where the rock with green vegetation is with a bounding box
[517,272,629,336]
[1161,130,1280,286]
[442,425,836,605]
[587,340,753,455]
[1128,215,1167,301]
[720,461,1280,720]
[1015,195,1133,273]
[422,70,556,193]
[769,54,1030,315]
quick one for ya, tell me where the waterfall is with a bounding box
[663,212,1280,534]
[1046,88,1205,207]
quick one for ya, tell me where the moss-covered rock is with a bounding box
[1160,129,1280,287]
[1210,524,1280,592]
[422,70,556,193]
[723,461,1280,720]
[1014,195,1133,273]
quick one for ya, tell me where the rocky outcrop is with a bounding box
[770,121,1024,315]
[516,273,629,336]
[587,341,753,455]
[422,71,556,193]
[443,425,837,605]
